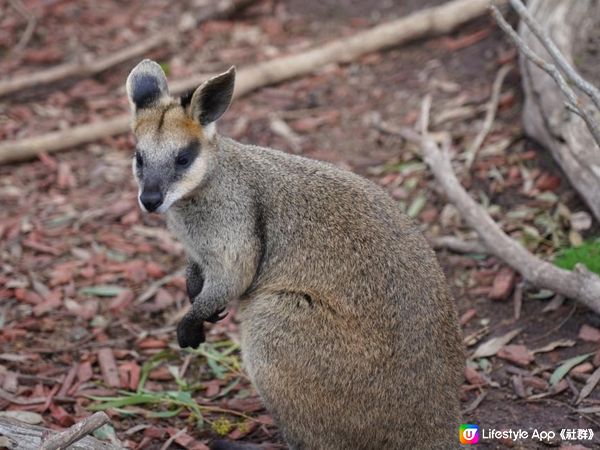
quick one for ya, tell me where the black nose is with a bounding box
[140,190,163,212]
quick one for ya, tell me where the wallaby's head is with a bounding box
[126,59,235,213]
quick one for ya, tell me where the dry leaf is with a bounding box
[497,345,534,367]
[532,339,576,354]
[522,376,548,391]
[464,366,485,385]
[472,328,521,359]
[489,268,515,301]
[577,367,600,404]
[0,411,43,424]
[579,324,600,343]
[459,308,477,326]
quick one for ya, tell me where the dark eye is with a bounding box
[176,153,191,168]
[174,141,199,170]
[135,152,143,167]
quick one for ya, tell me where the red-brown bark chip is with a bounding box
[97,348,120,388]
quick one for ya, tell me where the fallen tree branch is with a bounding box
[0,34,170,98]
[0,0,494,165]
[507,0,600,112]
[0,414,121,450]
[0,116,132,165]
[464,64,511,168]
[491,0,600,222]
[41,412,112,450]
[0,0,258,98]
[418,95,600,314]
[490,4,600,147]
[231,0,495,98]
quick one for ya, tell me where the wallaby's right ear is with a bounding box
[188,67,236,127]
[126,59,169,111]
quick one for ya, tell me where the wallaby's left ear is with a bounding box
[126,59,169,111]
[188,67,235,127]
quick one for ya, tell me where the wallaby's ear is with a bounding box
[188,67,235,127]
[126,59,169,111]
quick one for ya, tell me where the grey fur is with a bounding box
[126,61,464,450]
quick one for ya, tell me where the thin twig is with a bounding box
[197,404,263,423]
[179,354,193,378]
[0,388,46,405]
[490,4,600,148]
[8,0,36,53]
[420,94,433,135]
[370,112,421,142]
[525,397,600,429]
[508,0,600,112]
[159,428,187,450]
[461,390,487,415]
[513,281,523,320]
[136,268,185,304]
[40,412,110,450]
[417,96,600,313]
[464,64,511,168]
[529,303,577,344]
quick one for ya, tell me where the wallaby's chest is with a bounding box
[166,208,221,264]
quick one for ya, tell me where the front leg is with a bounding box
[178,260,252,349]
[186,261,204,300]
[180,261,217,348]
[186,261,227,322]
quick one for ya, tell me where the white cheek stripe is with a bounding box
[204,122,216,140]
[137,188,149,213]
[156,193,177,214]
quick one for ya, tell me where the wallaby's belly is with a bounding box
[238,291,460,450]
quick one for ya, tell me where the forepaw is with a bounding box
[177,313,206,349]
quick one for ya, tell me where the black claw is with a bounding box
[205,308,227,323]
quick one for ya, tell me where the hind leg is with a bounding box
[238,291,461,450]
[238,292,403,450]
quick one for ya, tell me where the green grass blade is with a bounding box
[88,393,162,410]
[550,353,594,386]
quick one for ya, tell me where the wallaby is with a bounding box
[126,59,464,450]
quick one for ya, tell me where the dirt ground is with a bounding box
[1,1,600,449]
